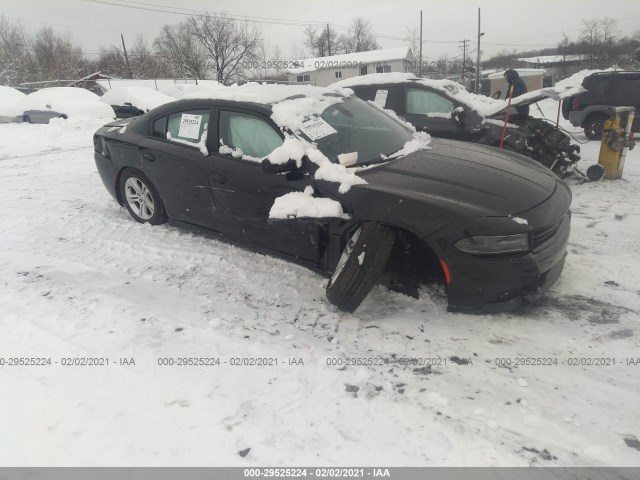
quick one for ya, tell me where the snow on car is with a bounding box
[0,86,26,123]
[99,86,175,118]
[17,87,115,123]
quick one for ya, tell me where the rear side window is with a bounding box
[166,109,210,145]
[406,88,454,115]
[152,116,167,138]
[218,111,283,159]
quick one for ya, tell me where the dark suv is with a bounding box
[562,71,640,140]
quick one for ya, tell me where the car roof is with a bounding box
[149,97,274,118]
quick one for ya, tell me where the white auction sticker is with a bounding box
[374,89,388,107]
[178,114,202,139]
[299,117,337,141]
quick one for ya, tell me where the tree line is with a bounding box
[0,14,382,87]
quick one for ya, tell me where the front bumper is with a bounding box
[435,211,571,313]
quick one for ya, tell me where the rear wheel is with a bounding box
[583,114,607,141]
[326,222,395,312]
[119,169,167,225]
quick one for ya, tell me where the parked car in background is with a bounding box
[331,73,581,177]
[17,87,114,123]
[93,83,571,313]
[0,86,26,123]
[99,87,174,118]
[561,71,640,140]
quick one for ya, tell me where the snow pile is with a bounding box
[163,83,227,99]
[182,82,353,107]
[332,73,506,117]
[99,86,174,111]
[269,186,350,220]
[17,87,115,118]
[0,86,26,118]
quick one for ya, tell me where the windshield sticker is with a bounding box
[299,117,337,141]
[374,89,388,107]
[178,114,202,140]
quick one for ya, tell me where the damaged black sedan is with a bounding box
[93,84,571,313]
[332,73,581,177]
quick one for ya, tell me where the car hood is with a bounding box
[355,138,558,217]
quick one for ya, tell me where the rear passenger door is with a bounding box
[140,107,221,229]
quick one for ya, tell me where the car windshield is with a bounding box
[297,96,413,165]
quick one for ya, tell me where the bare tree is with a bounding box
[304,24,341,57]
[342,17,379,53]
[186,12,262,84]
[0,16,32,85]
[404,27,420,73]
[31,26,85,81]
[154,22,208,80]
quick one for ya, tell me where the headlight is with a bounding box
[455,234,530,255]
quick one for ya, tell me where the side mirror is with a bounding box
[262,158,298,174]
[451,107,465,128]
[125,102,133,107]
[45,104,51,110]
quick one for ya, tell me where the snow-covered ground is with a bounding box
[0,101,639,467]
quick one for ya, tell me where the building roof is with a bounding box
[288,46,413,74]
[517,54,587,64]
[487,68,547,79]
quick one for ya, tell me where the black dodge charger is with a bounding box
[93,84,571,313]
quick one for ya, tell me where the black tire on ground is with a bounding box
[583,114,607,141]
[326,222,395,312]
[119,168,167,225]
[23,115,31,123]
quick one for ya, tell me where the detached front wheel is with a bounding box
[326,222,395,312]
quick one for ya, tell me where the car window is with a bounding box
[218,111,283,159]
[152,116,167,138]
[406,88,454,116]
[163,109,210,145]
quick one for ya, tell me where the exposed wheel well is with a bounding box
[380,226,446,295]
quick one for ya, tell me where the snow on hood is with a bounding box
[18,87,115,118]
[269,186,350,220]
[99,86,174,112]
[332,73,506,117]
[0,86,27,118]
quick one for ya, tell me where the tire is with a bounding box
[326,222,395,312]
[583,114,607,141]
[119,168,167,225]
[23,115,31,123]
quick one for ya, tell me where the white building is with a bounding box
[287,46,414,88]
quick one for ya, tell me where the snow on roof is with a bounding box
[18,87,115,118]
[288,46,413,74]
[99,86,175,111]
[0,86,27,117]
[96,79,220,92]
[331,73,506,117]
[517,54,587,64]
[487,69,546,79]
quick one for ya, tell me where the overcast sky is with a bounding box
[2,0,639,61]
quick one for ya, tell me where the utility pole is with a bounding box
[327,24,331,56]
[121,34,132,79]
[459,39,470,81]
[475,8,483,94]
[419,11,423,77]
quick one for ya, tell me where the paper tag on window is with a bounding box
[374,89,388,107]
[178,114,202,139]
[299,117,337,141]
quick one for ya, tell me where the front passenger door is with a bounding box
[208,108,322,263]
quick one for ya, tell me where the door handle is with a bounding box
[211,174,227,184]
[142,151,155,161]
